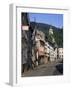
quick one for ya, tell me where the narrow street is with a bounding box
[22,61,63,77]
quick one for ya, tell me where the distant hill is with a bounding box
[30,22,63,47]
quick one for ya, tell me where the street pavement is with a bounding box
[22,61,63,77]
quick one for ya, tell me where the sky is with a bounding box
[29,13,63,28]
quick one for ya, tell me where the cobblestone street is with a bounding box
[22,61,63,77]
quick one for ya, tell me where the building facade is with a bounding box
[58,48,63,59]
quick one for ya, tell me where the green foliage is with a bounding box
[30,22,63,47]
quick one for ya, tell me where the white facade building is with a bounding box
[58,48,63,59]
[49,45,55,61]
[44,42,50,55]
[54,48,58,60]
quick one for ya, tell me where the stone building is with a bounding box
[32,29,50,64]
[32,29,45,65]
[32,27,59,64]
